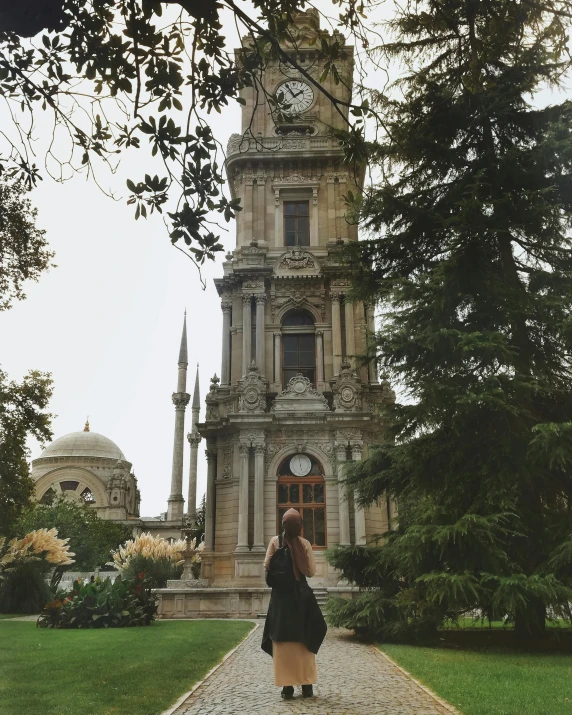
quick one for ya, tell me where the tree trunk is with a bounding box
[514,598,546,639]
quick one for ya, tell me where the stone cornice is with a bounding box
[32,455,133,469]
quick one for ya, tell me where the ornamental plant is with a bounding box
[37,572,157,628]
[0,528,75,613]
[109,532,186,588]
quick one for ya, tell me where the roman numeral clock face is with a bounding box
[276,81,314,116]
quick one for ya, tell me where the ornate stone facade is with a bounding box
[196,10,396,592]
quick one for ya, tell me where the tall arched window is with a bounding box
[281,309,315,387]
[277,454,326,547]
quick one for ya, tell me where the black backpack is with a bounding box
[266,534,295,593]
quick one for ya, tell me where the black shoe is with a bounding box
[281,686,294,700]
[302,685,314,698]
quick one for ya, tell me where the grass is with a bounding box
[381,637,572,715]
[442,617,570,630]
[0,619,254,715]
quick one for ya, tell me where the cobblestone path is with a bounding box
[172,624,457,715]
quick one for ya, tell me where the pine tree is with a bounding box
[327,0,572,640]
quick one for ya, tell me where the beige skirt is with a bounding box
[273,641,317,686]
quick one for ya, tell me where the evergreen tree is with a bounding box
[328,0,572,639]
[0,369,53,537]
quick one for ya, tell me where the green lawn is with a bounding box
[381,642,572,715]
[0,619,254,715]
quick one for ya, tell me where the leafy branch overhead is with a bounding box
[0,0,373,266]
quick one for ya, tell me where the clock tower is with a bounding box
[158,10,396,618]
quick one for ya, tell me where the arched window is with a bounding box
[281,309,315,387]
[80,487,96,504]
[277,454,326,548]
[40,487,56,505]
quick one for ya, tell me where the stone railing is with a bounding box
[226,134,341,157]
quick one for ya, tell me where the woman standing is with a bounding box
[261,508,327,700]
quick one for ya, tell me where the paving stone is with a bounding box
[172,626,455,715]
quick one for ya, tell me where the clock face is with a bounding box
[276,81,314,115]
[290,453,312,477]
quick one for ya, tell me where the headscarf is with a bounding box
[282,508,311,580]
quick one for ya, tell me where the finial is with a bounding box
[84,417,90,432]
[192,364,200,410]
[178,312,188,365]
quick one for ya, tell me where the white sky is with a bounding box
[0,0,373,518]
[1,3,570,517]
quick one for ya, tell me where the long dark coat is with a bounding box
[261,545,327,657]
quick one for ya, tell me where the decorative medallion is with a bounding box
[271,373,330,413]
[238,362,267,413]
[331,360,362,412]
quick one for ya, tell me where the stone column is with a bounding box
[204,448,216,550]
[316,330,324,384]
[242,295,252,377]
[344,298,356,364]
[331,292,342,376]
[255,294,266,375]
[274,331,281,386]
[236,442,250,551]
[167,392,190,520]
[365,302,378,384]
[221,301,232,386]
[352,443,366,545]
[186,432,201,523]
[336,444,351,545]
[253,443,266,551]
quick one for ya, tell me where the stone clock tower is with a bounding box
[159,11,396,617]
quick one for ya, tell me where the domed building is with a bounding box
[31,421,140,521]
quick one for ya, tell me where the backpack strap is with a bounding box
[278,532,283,548]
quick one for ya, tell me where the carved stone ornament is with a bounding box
[205,403,219,421]
[331,359,362,412]
[238,362,267,413]
[271,373,330,413]
[172,392,190,409]
[222,446,233,479]
[335,428,363,447]
[187,431,202,447]
[278,247,316,270]
[380,373,397,403]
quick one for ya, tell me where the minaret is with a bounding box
[167,313,190,521]
[186,365,201,525]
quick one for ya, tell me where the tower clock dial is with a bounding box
[290,453,312,477]
[276,81,314,116]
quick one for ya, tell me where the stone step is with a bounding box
[256,589,329,618]
[313,588,329,608]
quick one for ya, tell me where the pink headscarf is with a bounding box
[282,508,311,580]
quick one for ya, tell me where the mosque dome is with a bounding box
[38,429,126,461]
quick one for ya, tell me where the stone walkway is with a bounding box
[171,624,457,715]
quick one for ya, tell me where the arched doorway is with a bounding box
[276,453,326,548]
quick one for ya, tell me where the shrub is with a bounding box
[37,573,157,628]
[0,529,74,613]
[109,533,186,588]
[16,497,133,570]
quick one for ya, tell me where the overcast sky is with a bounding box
[1,3,569,518]
[1,0,382,518]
